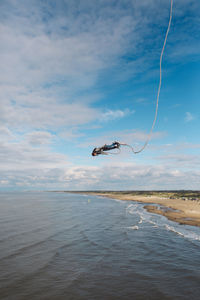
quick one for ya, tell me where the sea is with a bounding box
[0,192,200,300]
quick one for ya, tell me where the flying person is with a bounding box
[92,141,120,156]
[91,0,173,157]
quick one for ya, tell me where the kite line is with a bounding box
[92,0,174,157]
[121,0,174,154]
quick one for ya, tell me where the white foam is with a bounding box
[165,224,200,241]
[125,202,200,243]
[113,199,125,204]
[126,225,139,230]
[165,224,184,237]
[126,203,159,229]
[148,220,158,228]
[126,204,136,213]
[138,215,145,224]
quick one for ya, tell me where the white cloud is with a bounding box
[59,129,84,141]
[185,112,195,122]
[0,138,69,172]
[0,1,138,132]
[62,163,200,190]
[0,0,199,190]
[1,162,199,190]
[0,126,15,140]
[0,96,99,129]
[81,129,166,150]
[0,0,199,133]
[25,131,53,145]
[101,109,135,122]
[0,134,199,190]
[135,98,148,104]
[157,154,200,169]
[0,180,9,185]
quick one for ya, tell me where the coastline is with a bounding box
[83,192,200,227]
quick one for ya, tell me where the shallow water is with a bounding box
[0,192,200,300]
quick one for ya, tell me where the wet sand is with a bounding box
[88,192,200,227]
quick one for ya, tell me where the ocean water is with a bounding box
[0,192,200,300]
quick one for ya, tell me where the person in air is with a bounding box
[92,141,120,156]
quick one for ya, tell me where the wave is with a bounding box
[126,225,139,230]
[0,227,45,243]
[165,224,200,241]
[0,223,81,261]
[125,202,200,242]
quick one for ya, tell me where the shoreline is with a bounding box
[83,192,200,227]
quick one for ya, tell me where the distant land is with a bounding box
[53,191,200,227]
[61,190,200,200]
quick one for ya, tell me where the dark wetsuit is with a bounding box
[92,142,120,156]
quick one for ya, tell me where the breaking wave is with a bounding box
[125,202,200,242]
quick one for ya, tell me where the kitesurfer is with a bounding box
[92,141,120,156]
[91,0,173,157]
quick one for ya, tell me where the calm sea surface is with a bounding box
[0,192,200,300]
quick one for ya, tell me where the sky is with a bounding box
[0,0,200,191]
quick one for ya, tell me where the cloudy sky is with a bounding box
[0,0,199,191]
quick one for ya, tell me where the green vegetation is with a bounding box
[63,190,200,201]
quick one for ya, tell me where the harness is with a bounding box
[92,142,121,156]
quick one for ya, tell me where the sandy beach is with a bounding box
[84,192,200,227]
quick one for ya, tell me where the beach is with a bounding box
[82,192,200,227]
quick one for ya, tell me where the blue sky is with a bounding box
[0,0,199,190]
